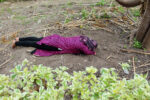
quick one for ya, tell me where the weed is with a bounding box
[63,11,74,23]
[0,8,13,15]
[0,0,5,2]
[133,17,137,21]
[67,1,74,6]
[95,0,106,6]
[22,20,31,25]
[100,12,111,18]
[89,8,97,18]
[123,45,127,49]
[133,38,142,49]
[131,9,140,17]
[32,15,47,22]
[64,17,72,23]
[117,6,125,13]
[81,9,89,19]
[119,62,130,74]
[14,15,27,21]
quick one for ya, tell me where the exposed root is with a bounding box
[120,48,150,55]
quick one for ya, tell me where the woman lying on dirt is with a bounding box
[12,34,98,56]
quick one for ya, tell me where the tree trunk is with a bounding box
[116,0,150,50]
[143,26,150,50]
[135,0,150,50]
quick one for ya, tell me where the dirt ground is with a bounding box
[0,0,150,79]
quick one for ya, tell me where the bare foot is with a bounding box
[12,40,16,48]
[15,37,19,42]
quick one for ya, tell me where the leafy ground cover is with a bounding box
[0,59,150,100]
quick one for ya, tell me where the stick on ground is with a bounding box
[120,49,150,55]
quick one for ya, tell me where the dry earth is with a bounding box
[0,0,150,79]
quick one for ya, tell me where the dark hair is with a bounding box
[91,40,98,49]
[80,36,98,51]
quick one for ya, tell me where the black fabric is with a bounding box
[19,37,43,41]
[31,49,37,54]
[15,37,60,51]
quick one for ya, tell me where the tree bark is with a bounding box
[135,0,150,43]
[116,0,150,50]
[143,28,150,50]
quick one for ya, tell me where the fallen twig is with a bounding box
[137,63,150,68]
[109,19,127,28]
[132,56,136,74]
[0,57,12,69]
[120,49,150,55]
[97,27,115,34]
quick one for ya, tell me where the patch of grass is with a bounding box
[81,9,89,19]
[63,11,74,23]
[67,1,74,6]
[0,0,6,2]
[100,12,111,18]
[64,17,72,23]
[14,15,27,21]
[123,45,127,49]
[22,20,31,25]
[131,9,140,17]
[133,17,138,21]
[32,15,47,22]
[133,38,142,49]
[0,8,13,15]
[117,6,125,13]
[95,0,107,6]
[89,8,97,18]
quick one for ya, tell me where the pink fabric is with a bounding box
[34,34,95,56]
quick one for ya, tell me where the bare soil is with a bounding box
[0,0,150,79]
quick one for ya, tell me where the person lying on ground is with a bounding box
[12,34,98,56]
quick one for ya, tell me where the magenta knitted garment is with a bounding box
[34,34,95,56]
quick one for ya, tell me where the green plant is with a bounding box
[123,45,127,49]
[64,18,72,23]
[95,0,107,6]
[81,9,89,19]
[133,38,142,49]
[131,9,140,17]
[100,12,111,18]
[63,11,74,23]
[0,0,5,2]
[117,6,125,13]
[14,15,27,21]
[67,1,74,6]
[0,59,150,100]
[119,62,131,74]
[32,15,47,23]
